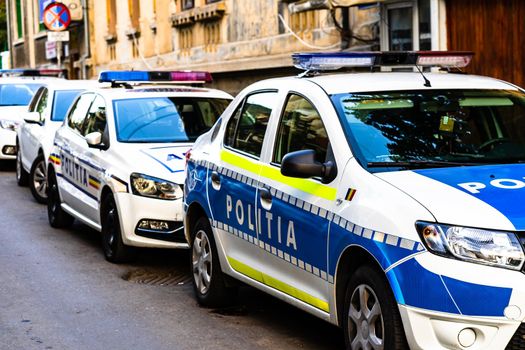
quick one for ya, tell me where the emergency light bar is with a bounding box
[98,70,213,84]
[292,51,474,71]
[0,69,67,78]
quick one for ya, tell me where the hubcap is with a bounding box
[348,284,384,350]
[32,160,47,198]
[192,229,212,295]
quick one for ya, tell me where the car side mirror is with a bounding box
[85,131,106,150]
[281,149,337,184]
[24,111,42,125]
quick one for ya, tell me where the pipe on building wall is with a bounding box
[6,0,12,68]
[81,0,91,79]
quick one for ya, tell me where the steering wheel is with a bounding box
[478,137,510,152]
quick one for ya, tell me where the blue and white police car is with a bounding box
[184,52,525,349]
[47,71,232,262]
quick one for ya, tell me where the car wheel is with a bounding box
[343,265,408,350]
[29,154,48,204]
[191,217,237,307]
[16,145,29,186]
[101,193,136,263]
[47,169,74,228]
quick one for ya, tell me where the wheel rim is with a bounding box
[192,229,212,295]
[32,160,47,198]
[348,284,384,350]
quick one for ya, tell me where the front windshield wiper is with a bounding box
[367,160,480,169]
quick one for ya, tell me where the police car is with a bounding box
[17,80,97,203]
[184,52,525,349]
[47,71,232,262]
[0,69,64,161]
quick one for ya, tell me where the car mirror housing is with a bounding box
[85,131,105,149]
[23,111,42,125]
[281,149,336,184]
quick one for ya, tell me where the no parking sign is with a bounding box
[43,2,71,31]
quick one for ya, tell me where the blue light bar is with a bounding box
[292,51,474,71]
[98,70,213,84]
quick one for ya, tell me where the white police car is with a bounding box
[47,71,232,262]
[0,69,64,160]
[17,80,97,203]
[184,52,525,349]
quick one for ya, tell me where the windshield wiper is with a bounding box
[367,160,479,169]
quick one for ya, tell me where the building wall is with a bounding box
[446,0,525,87]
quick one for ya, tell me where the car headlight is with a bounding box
[416,221,525,270]
[130,173,182,200]
[0,119,20,131]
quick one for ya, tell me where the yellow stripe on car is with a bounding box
[227,256,330,312]
[220,149,336,201]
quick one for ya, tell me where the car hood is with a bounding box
[113,143,191,184]
[375,164,525,231]
[0,106,28,121]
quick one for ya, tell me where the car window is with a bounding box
[274,94,330,164]
[83,95,107,136]
[67,93,94,134]
[224,91,277,158]
[35,88,49,120]
[51,90,83,122]
[0,83,41,106]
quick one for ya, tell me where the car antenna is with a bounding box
[415,64,431,87]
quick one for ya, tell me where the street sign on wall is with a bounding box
[43,2,71,31]
[47,31,70,42]
[45,41,57,59]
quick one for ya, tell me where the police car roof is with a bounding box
[39,79,99,90]
[305,72,519,95]
[90,84,233,100]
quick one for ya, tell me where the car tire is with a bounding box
[101,193,136,263]
[191,217,237,307]
[29,154,48,204]
[47,169,74,228]
[16,145,29,186]
[343,265,408,350]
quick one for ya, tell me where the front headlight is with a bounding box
[0,119,20,131]
[130,173,182,200]
[416,221,525,270]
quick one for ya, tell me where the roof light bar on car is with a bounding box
[292,51,474,71]
[0,69,67,78]
[98,70,213,84]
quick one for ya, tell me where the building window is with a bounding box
[129,0,140,29]
[206,0,221,3]
[108,43,116,60]
[388,4,413,50]
[107,0,117,37]
[14,0,24,39]
[182,0,194,10]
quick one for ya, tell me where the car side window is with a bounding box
[82,95,107,136]
[35,88,49,121]
[273,94,330,164]
[67,93,94,134]
[224,91,277,158]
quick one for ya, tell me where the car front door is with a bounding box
[21,87,48,169]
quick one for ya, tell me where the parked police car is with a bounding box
[184,52,525,349]
[47,71,232,262]
[0,69,64,161]
[17,80,97,203]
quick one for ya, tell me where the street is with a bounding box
[0,161,343,350]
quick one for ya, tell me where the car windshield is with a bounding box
[114,97,230,143]
[0,83,41,106]
[332,89,525,171]
[51,90,83,121]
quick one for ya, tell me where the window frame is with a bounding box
[66,93,95,136]
[222,89,278,161]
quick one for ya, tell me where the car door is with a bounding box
[21,87,48,169]
[252,92,341,314]
[56,93,95,218]
[78,94,108,224]
[206,91,278,276]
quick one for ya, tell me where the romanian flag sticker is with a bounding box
[345,188,357,201]
[49,154,61,165]
[88,175,101,190]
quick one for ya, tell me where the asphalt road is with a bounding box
[0,161,344,350]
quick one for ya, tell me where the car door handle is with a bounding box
[211,171,220,185]
[259,187,272,202]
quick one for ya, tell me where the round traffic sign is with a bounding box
[43,3,71,32]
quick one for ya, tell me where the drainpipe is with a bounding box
[81,0,91,79]
[6,0,13,68]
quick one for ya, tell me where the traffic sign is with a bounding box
[43,2,71,31]
[47,31,70,42]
